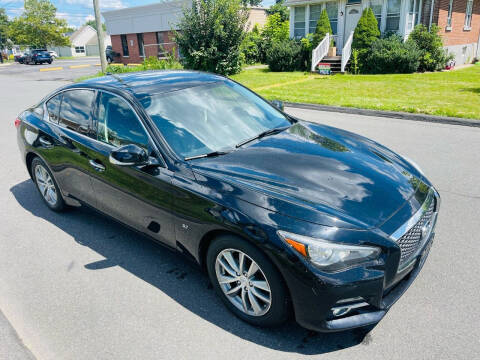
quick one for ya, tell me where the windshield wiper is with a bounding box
[184,150,232,161]
[235,126,290,148]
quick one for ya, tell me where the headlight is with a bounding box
[278,231,381,272]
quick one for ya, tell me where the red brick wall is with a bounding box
[110,31,178,64]
[436,0,480,46]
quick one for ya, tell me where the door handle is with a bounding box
[39,136,53,147]
[89,159,105,172]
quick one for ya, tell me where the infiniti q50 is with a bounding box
[15,71,440,332]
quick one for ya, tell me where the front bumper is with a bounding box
[290,233,434,332]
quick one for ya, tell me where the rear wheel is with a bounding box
[31,157,65,212]
[207,235,289,327]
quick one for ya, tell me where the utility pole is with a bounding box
[93,0,107,73]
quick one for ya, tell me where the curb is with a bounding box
[284,102,480,128]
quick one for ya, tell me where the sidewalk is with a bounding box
[0,310,35,360]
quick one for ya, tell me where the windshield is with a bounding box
[141,81,291,159]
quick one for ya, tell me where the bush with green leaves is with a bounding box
[299,33,314,70]
[361,35,420,74]
[313,9,333,47]
[266,39,301,71]
[175,0,248,75]
[408,24,451,71]
[240,24,262,64]
[352,8,380,50]
[266,0,289,22]
[106,55,182,74]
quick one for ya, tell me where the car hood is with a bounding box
[191,122,425,230]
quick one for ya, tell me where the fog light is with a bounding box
[330,299,369,318]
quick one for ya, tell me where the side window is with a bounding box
[59,90,95,135]
[46,94,62,123]
[96,92,150,149]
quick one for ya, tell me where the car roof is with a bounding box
[73,70,226,99]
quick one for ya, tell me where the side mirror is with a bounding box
[270,99,284,111]
[109,144,149,166]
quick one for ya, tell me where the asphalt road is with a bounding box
[0,57,101,81]
[0,69,479,359]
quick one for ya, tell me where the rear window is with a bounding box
[59,90,95,135]
[46,94,62,123]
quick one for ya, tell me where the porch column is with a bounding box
[381,0,387,33]
[289,6,295,38]
[305,4,310,36]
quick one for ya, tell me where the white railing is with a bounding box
[341,31,354,73]
[311,33,330,72]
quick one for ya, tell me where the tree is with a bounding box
[85,19,106,32]
[266,1,289,22]
[312,9,333,47]
[7,0,70,48]
[0,8,9,49]
[352,8,380,50]
[176,0,248,75]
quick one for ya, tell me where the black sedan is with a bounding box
[15,71,440,332]
[23,49,53,65]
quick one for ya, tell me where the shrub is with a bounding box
[266,39,301,71]
[266,0,289,22]
[258,12,290,63]
[352,8,380,50]
[240,24,262,64]
[361,35,420,74]
[312,9,333,47]
[105,54,182,74]
[175,0,248,75]
[299,33,314,71]
[408,24,451,71]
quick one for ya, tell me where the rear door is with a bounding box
[44,89,98,206]
[87,90,176,247]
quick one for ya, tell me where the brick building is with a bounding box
[103,1,268,65]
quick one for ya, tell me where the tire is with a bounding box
[206,235,289,327]
[107,57,112,64]
[48,60,52,64]
[31,157,65,212]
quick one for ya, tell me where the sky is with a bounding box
[1,0,276,28]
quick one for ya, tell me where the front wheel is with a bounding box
[48,60,52,64]
[207,235,289,327]
[31,157,65,212]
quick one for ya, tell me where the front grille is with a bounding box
[397,199,435,264]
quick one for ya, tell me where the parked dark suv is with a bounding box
[23,49,52,65]
[15,71,440,332]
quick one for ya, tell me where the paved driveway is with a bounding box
[0,74,479,359]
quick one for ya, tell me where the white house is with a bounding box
[49,25,112,57]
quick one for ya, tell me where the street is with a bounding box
[0,66,479,360]
[0,57,101,82]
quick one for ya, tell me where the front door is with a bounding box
[88,90,176,248]
[344,5,362,45]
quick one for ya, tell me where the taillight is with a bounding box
[14,118,21,128]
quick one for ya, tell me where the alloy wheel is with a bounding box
[215,248,272,316]
[34,164,58,206]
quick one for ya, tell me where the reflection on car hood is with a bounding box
[191,122,425,229]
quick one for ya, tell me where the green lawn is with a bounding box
[231,66,480,119]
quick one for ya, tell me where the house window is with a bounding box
[137,33,144,57]
[447,0,454,28]
[308,3,337,36]
[465,0,474,29]
[369,0,383,28]
[75,46,85,53]
[325,2,338,35]
[294,6,306,39]
[407,0,422,31]
[386,0,401,31]
[347,0,361,4]
[309,5,322,33]
[121,34,129,57]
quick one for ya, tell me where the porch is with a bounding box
[286,0,424,62]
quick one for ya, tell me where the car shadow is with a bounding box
[10,179,373,355]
